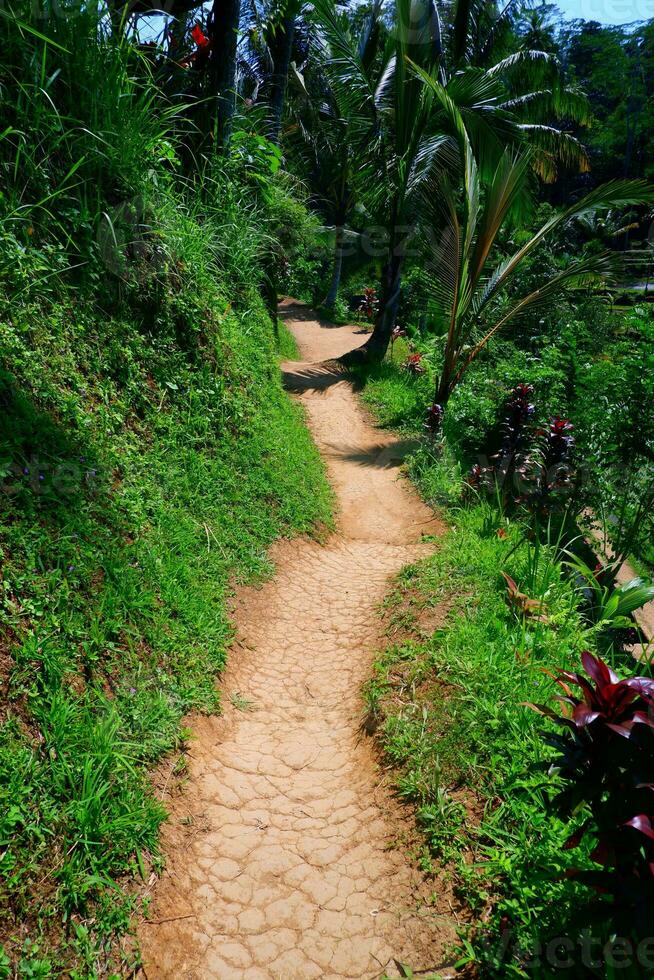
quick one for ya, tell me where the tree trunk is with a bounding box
[208,0,241,149]
[266,13,295,144]
[340,253,403,366]
[261,272,278,325]
[323,226,344,309]
[434,373,453,409]
[434,345,458,408]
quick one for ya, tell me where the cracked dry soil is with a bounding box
[139,301,460,979]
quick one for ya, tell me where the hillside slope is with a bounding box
[0,217,331,974]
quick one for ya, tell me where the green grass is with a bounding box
[274,317,301,360]
[365,507,597,975]
[358,356,643,977]
[0,8,333,971]
[0,208,331,974]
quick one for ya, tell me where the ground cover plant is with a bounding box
[0,4,332,974]
[0,230,331,975]
[360,334,654,975]
[1,0,654,975]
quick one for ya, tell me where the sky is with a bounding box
[141,0,653,43]
[552,0,654,23]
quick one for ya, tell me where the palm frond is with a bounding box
[472,177,654,317]
[486,48,557,77]
[477,0,521,64]
[457,251,621,383]
[499,86,591,127]
[406,59,472,154]
[420,172,464,341]
[519,124,590,179]
[452,0,472,64]
[358,0,384,73]
[408,132,459,196]
[468,151,532,288]
[446,66,503,111]
[312,0,376,112]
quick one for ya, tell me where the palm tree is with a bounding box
[517,6,558,55]
[415,133,654,413]
[242,0,308,143]
[208,0,242,147]
[287,0,384,308]
[314,0,591,364]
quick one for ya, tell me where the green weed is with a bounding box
[358,356,634,976]
[0,210,331,973]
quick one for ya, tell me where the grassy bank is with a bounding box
[360,351,651,977]
[0,9,334,971]
[0,218,331,974]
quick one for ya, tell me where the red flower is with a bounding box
[180,24,212,68]
[191,24,210,49]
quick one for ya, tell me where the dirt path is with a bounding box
[138,301,456,979]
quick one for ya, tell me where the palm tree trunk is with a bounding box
[340,253,403,365]
[434,373,453,409]
[324,226,344,309]
[266,13,296,144]
[435,344,458,407]
[208,0,241,149]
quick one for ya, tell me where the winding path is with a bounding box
[139,302,456,979]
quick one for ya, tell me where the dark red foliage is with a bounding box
[467,386,578,520]
[470,382,536,501]
[541,416,576,475]
[519,415,577,519]
[499,383,535,459]
[357,287,379,322]
[529,651,654,933]
[424,402,443,437]
[466,461,493,492]
[403,352,426,375]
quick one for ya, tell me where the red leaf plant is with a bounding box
[403,352,426,375]
[528,650,654,935]
[357,287,379,323]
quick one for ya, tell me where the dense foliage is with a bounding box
[361,337,654,976]
[0,2,332,973]
[1,0,654,975]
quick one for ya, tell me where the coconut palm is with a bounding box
[208,0,242,146]
[241,0,311,143]
[314,0,591,364]
[287,0,384,308]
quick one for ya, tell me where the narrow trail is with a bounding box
[139,301,457,979]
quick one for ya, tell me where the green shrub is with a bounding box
[0,57,333,970]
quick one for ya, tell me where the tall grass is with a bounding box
[0,4,331,974]
[0,4,182,258]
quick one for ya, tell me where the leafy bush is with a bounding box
[0,14,334,969]
[440,340,569,461]
[531,652,654,951]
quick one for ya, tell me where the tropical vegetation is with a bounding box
[1,0,654,975]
